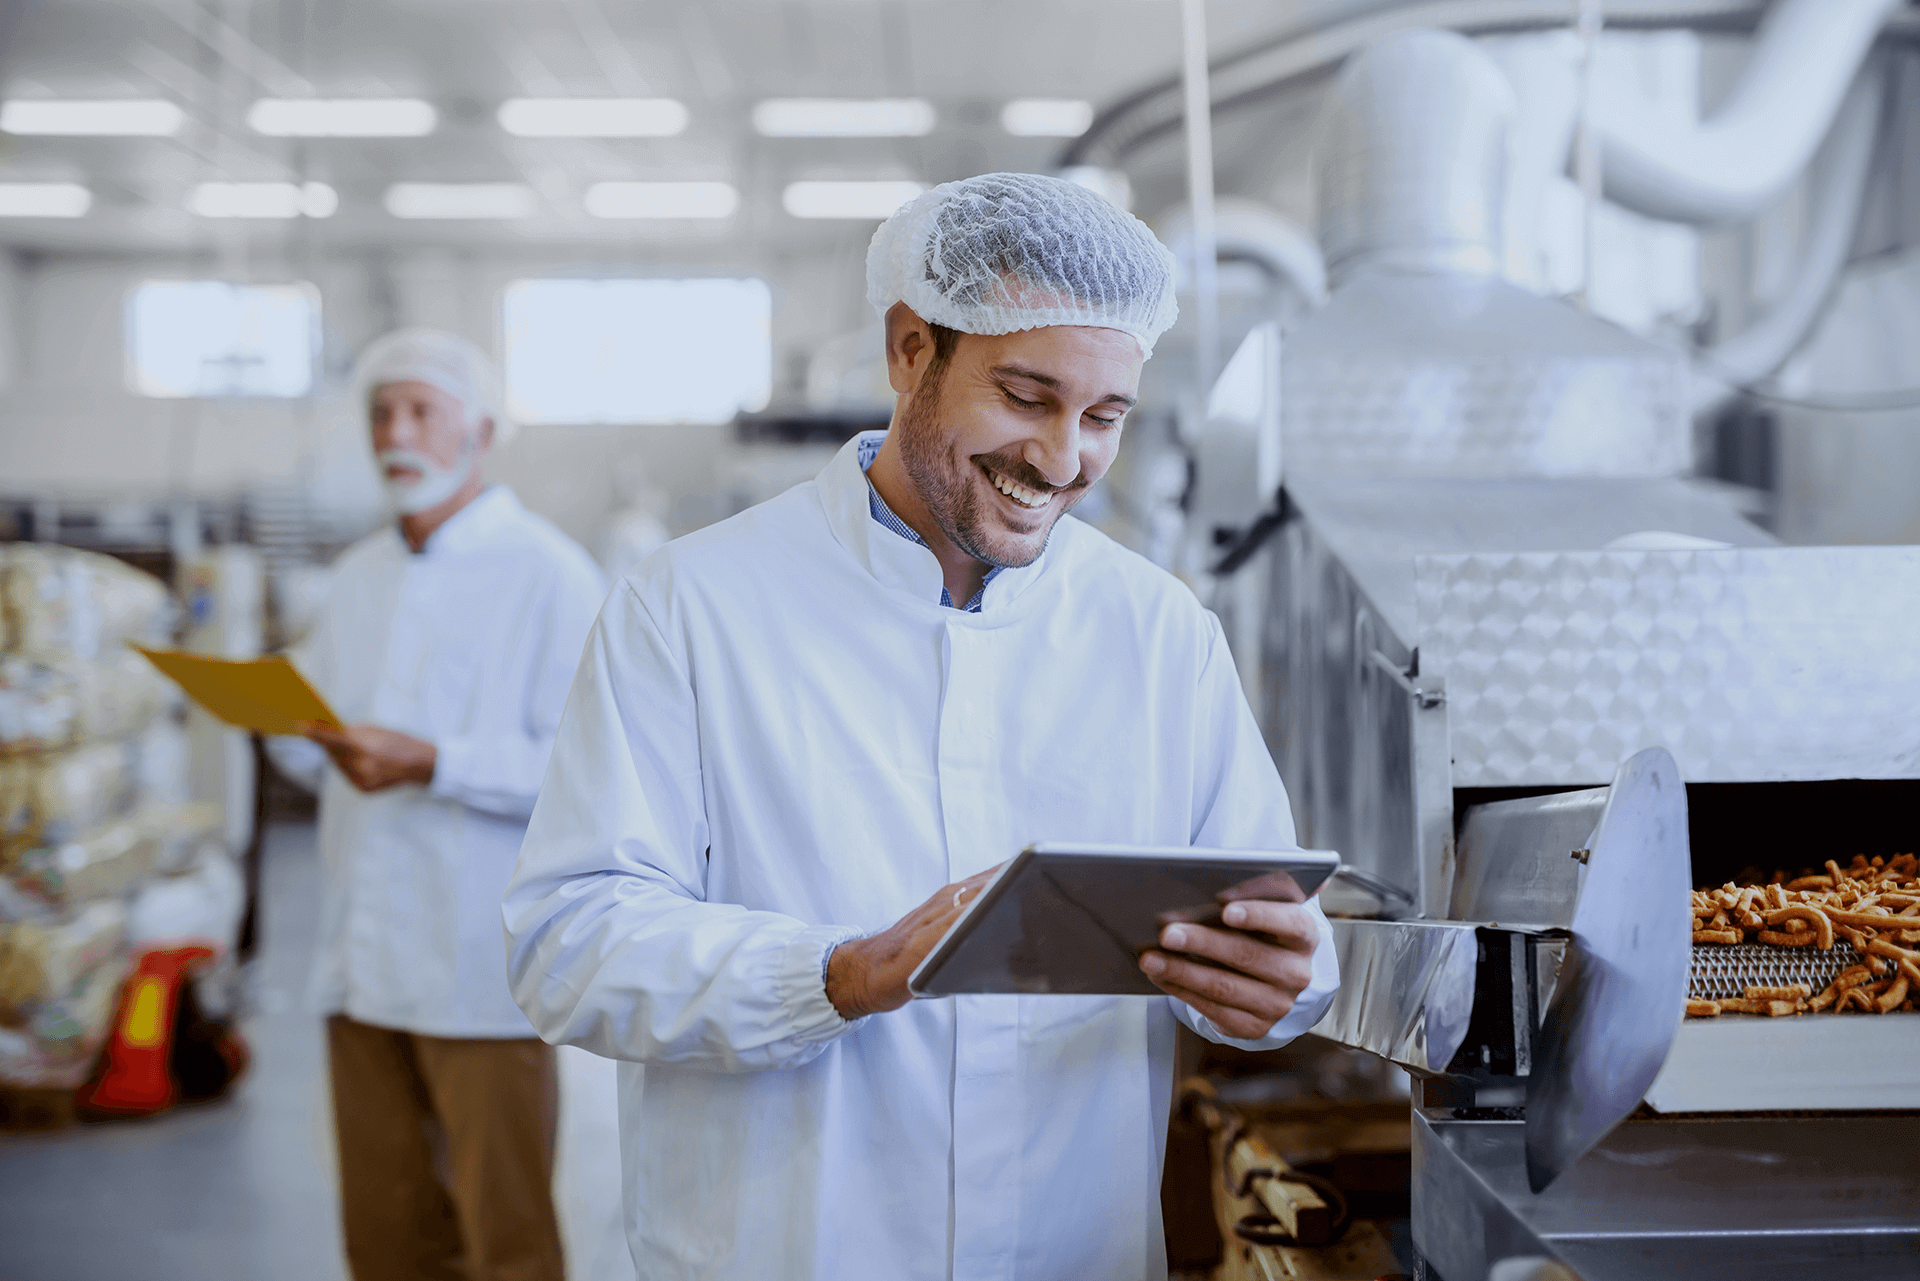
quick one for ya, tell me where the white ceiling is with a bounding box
[0,0,1351,255]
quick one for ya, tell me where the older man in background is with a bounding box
[269,329,605,1281]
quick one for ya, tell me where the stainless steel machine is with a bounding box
[1242,473,1920,1279]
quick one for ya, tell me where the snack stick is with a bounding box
[1743,984,1811,1001]
[1824,907,1907,930]
[1837,924,1873,952]
[1808,986,1839,1012]
[1756,929,1816,947]
[1873,973,1910,1013]
[1766,884,1788,910]
[1785,875,1831,891]
[1693,928,1741,945]
[1898,958,1920,990]
[1865,938,1920,966]
[1684,999,1721,1017]
[1826,859,1847,887]
[1830,966,1874,992]
[1762,905,1835,949]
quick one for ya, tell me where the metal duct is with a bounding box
[1160,198,1328,304]
[1291,29,1690,480]
[1315,28,1515,284]
[1592,0,1904,225]
[1695,61,1886,400]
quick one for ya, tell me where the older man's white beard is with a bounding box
[378,442,476,515]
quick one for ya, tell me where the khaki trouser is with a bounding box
[327,1015,564,1281]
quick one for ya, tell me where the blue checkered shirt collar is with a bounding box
[857,434,1001,612]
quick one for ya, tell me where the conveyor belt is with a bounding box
[1688,940,1865,1000]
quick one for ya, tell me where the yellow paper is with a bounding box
[134,647,340,736]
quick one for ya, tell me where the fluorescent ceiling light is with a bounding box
[188,181,336,219]
[584,181,737,219]
[248,98,435,137]
[782,180,925,220]
[385,182,534,219]
[499,98,688,137]
[753,99,934,138]
[1001,99,1094,138]
[1,99,184,136]
[0,182,92,217]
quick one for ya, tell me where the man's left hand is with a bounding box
[1138,898,1319,1041]
[303,723,437,793]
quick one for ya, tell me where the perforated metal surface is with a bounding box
[1417,546,1920,786]
[1688,942,1865,1001]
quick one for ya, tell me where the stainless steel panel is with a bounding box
[1414,1112,1920,1281]
[1258,507,1433,909]
[1524,749,1691,1192]
[1644,1011,1920,1112]
[1258,476,1768,910]
[1315,918,1478,1074]
[1283,273,1692,481]
[1281,475,1773,646]
[1451,788,1608,928]
[1418,545,1920,786]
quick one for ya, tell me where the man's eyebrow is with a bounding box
[991,364,1138,409]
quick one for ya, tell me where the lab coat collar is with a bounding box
[817,432,1051,616]
[404,484,523,558]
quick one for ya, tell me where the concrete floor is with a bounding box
[0,819,636,1281]
[0,820,348,1281]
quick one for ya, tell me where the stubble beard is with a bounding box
[893,362,1082,571]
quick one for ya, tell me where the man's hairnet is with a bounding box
[866,172,1179,358]
[353,327,514,444]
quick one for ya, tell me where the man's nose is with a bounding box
[1024,416,1081,489]
[373,411,415,451]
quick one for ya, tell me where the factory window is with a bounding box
[126,280,319,398]
[502,277,773,425]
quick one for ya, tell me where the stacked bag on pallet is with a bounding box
[0,545,233,1095]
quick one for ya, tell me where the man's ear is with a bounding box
[475,416,498,451]
[883,301,936,395]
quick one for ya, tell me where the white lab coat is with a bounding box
[270,485,605,1037]
[504,433,1338,1280]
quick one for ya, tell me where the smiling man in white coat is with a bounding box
[271,329,605,1281]
[503,173,1340,1281]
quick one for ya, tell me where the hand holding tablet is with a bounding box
[907,844,1338,1037]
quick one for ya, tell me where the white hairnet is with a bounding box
[353,327,514,444]
[866,172,1179,358]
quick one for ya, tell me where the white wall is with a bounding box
[0,239,883,558]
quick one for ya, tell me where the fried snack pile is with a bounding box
[1687,853,1919,1018]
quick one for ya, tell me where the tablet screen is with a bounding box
[909,843,1339,998]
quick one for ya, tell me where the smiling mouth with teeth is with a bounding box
[986,467,1051,509]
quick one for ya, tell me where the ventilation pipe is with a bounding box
[1696,60,1885,403]
[1286,29,1690,480]
[1315,28,1515,287]
[1591,0,1902,225]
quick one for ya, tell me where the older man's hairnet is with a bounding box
[865,172,1179,358]
[353,327,514,444]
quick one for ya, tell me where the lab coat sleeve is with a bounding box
[502,579,864,1072]
[1172,611,1341,1052]
[430,559,605,821]
[262,626,332,793]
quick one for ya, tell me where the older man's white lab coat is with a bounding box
[271,485,604,1036]
[503,433,1338,1280]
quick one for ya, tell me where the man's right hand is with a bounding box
[825,866,1002,1020]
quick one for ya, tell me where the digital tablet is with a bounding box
[907,843,1340,998]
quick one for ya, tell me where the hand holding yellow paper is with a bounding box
[134,647,340,736]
